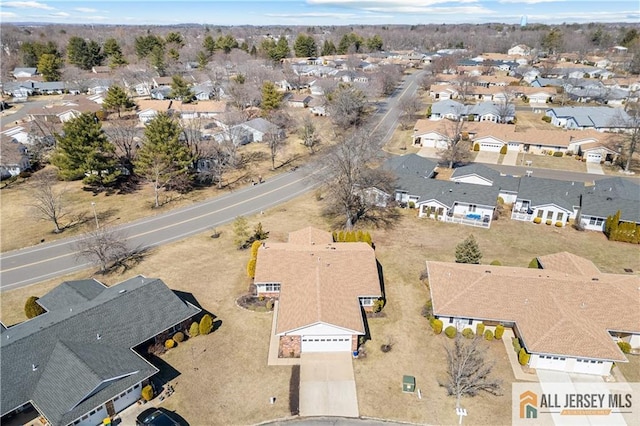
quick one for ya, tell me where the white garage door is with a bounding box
[480,143,503,152]
[536,355,567,371]
[586,153,602,163]
[301,336,352,352]
[573,359,603,374]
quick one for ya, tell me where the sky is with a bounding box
[0,0,638,26]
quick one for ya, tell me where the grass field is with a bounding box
[2,189,639,425]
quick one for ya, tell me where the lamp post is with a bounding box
[91,202,99,229]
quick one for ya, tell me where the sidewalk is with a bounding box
[502,329,538,382]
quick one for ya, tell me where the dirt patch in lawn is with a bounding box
[2,194,639,425]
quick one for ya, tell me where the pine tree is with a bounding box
[321,40,336,56]
[37,53,62,82]
[293,34,317,57]
[52,113,120,188]
[134,113,192,208]
[102,85,134,118]
[169,75,195,103]
[261,81,282,112]
[455,234,482,264]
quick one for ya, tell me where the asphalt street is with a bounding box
[0,72,423,291]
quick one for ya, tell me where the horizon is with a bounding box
[1,0,639,26]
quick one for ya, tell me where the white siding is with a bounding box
[451,175,493,186]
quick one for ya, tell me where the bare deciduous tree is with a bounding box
[74,226,131,273]
[103,118,140,172]
[438,115,470,168]
[440,336,502,406]
[327,83,367,129]
[457,74,478,101]
[398,94,423,130]
[495,88,516,124]
[611,104,640,172]
[298,115,321,154]
[30,169,68,233]
[265,127,285,170]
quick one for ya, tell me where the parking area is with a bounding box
[299,352,359,418]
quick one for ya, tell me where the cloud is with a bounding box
[50,11,69,17]
[499,0,560,4]
[74,7,98,13]
[307,0,477,6]
[2,1,54,10]
[0,11,19,18]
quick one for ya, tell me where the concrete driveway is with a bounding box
[502,150,519,166]
[586,162,605,174]
[299,352,359,418]
[417,146,439,159]
[474,151,500,164]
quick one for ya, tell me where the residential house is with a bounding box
[0,276,201,426]
[507,44,531,56]
[467,101,515,123]
[429,85,459,100]
[576,141,619,164]
[173,100,228,120]
[412,119,450,149]
[577,177,640,231]
[427,252,639,376]
[286,93,312,108]
[0,126,30,145]
[136,100,173,124]
[0,137,30,179]
[387,154,498,228]
[150,86,172,100]
[450,163,519,203]
[237,118,283,143]
[28,98,102,123]
[545,106,632,132]
[152,76,173,88]
[510,177,582,226]
[12,67,38,78]
[254,227,381,355]
[429,99,465,121]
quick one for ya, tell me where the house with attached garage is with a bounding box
[577,177,640,231]
[254,227,381,355]
[510,177,582,226]
[0,276,200,426]
[412,119,450,149]
[427,252,640,376]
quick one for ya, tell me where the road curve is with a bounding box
[0,71,423,291]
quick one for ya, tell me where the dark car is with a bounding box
[135,408,179,426]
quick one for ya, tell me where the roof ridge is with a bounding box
[315,256,322,321]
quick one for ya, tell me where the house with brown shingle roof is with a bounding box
[427,252,640,375]
[253,227,381,355]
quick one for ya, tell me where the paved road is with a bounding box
[0,168,321,290]
[0,72,422,291]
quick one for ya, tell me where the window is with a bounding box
[468,205,477,213]
[264,283,280,292]
[546,211,553,220]
[468,319,473,325]
[359,297,376,306]
[449,317,454,323]
[556,212,563,222]
[537,210,544,218]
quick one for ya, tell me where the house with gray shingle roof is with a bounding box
[511,177,582,226]
[546,106,632,132]
[1,276,200,426]
[577,177,640,231]
[0,137,30,179]
[450,163,519,203]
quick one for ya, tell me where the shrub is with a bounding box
[24,296,45,319]
[545,219,552,225]
[500,145,507,155]
[266,298,274,310]
[541,115,551,123]
[490,260,501,266]
[473,143,480,151]
[444,326,457,339]
[462,328,475,339]
[246,258,257,278]
[518,348,531,365]
[617,341,631,354]
[533,217,542,224]
[188,321,199,337]
[476,322,485,336]
[528,258,540,268]
[173,332,184,343]
[512,337,522,353]
[373,298,385,313]
[250,240,262,258]
[431,318,443,334]
[484,329,494,341]
[199,314,213,335]
[408,201,415,209]
[495,324,504,340]
[555,221,563,227]
[165,339,175,349]
[141,385,154,401]
[553,151,563,157]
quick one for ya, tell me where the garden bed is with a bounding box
[236,294,274,312]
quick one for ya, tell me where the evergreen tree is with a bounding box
[66,36,103,70]
[103,85,134,118]
[150,45,166,76]
[216,34,238,53]
[455,234,482,264]
[21,41,60,67]
[366,34,384,51]
[321,40,337,56]
[261,81,282,112]
[52,113,120,188]
[169,75,195,102]
[37,53,63,81]
[293,34,317,57]
[134,113,192,208]
[165,31,185,47]
[135,34,164,59]
[203,35,217,56]
[103,38,122,57]
[197,51,208,69]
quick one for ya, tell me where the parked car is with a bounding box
[136,408,179,426]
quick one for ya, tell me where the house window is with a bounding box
[438,207,444,216]
[556,212,563,222]
[589,217,604,226]
[468,205,477,213]
[537,210,544,218]
[546,211,553,220]
[264,283,280,292]
[449,317,454,323]
[359,297,376,306]
[468,319,473,325]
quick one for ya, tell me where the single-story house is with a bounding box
[429,99,465,121]
[577,142,619,164]
[12,67,38,78]
[412,119,450,149]
[135,100,173,124]
[0,137,30,179]
[577,177,640,231]
[237,118,283,143]
[449,163,519,203]
[254,227,381,355]
[1,126,30,145]
[0,276,201,426]
[429,85,459,100]
[510,177,582,226]
[173,100,228,120]
[287,94,312,108]
[507,44,531,56]
[545,106,633,132]
[427,252,639,376]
